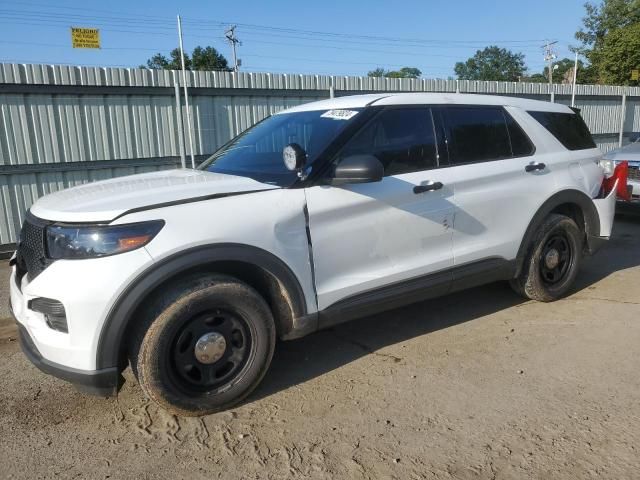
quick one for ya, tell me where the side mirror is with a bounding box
[330,154,384,185]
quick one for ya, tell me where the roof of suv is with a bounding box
[278,92,573,115]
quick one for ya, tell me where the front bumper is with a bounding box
[9,245,154,395]
[15,319,121,397]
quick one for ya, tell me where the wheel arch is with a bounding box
[515,189,600,277]
[96,243,309,371]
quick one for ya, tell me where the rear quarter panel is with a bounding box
[486,108,605,260]
[511,107,604,199]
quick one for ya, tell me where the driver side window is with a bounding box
[339,107,439,176]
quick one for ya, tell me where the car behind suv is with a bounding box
[9,93,618,415]
[602,135,640,201]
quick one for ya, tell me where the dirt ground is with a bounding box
[1,212,639,480]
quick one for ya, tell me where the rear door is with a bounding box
[305,106,457,310]
[435,105,553,267]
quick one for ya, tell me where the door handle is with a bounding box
[413,182,443,194]
[525,162,546,172]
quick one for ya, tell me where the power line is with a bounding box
[184,18,553,46]
[2,2,175,20]
[231,30,548,50]
[0,8,560,47]
[0,39,164,51]
[0,17,553,59]
[0,5,572,79]
[0,20,176,36]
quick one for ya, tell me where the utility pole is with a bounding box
[225,25,241,72]
[571,51,579,107]
[177,14,195,168]
[543,40,558,86]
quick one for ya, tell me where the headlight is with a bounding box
[598,158,615,177]
[46,220,164,260]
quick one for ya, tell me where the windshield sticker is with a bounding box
[321,109,359,120]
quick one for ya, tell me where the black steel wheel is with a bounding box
[510,214,583,302]
[539,234,574,286]
[169,309,252,394]
[129,274,275,416]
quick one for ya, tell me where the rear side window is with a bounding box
[505,113,535,157]
[443,107,513,163]
[528,111,596,150]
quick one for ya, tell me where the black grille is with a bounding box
[628,166,639,181]
[15,213,53,282]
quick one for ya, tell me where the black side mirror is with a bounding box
[330,154,384,185]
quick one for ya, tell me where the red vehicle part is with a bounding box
[602,161,630,201]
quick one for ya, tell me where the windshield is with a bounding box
[199,109,362,187]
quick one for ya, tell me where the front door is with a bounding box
[305,106,457,310]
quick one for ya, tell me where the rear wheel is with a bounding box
[129,274,275,416]
[510,214,583,302]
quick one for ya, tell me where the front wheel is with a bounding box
[129,274,276,416]
[510,214,583,302]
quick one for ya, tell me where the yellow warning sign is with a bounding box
[71,27,100,49]
[632,69,639,81]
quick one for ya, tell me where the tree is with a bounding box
[143,46,230,71]
[524,73,549,83]
[575,0,640,52]
[191,46,230,71]
[367,67,386,77]
[597,22,640,85]
[454,46,526,81]
[550,58,581,83]
[524,58,597,84]
[575,0,640,83]
[144,48,185,70]
[367,66,422,78]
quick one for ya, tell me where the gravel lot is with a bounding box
[0,213,639,479]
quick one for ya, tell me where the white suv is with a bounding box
[9,93,618,416]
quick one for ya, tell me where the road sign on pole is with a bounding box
[71,27,100,49]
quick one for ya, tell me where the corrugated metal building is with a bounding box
[1,63,639,248]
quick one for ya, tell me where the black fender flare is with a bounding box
[96,243,308,370]
[515,189,601,276]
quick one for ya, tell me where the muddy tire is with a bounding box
[128,274,275,416]
[510,214,583,302]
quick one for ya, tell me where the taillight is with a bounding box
[602,161,630,200]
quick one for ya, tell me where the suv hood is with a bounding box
[30,169,279,223]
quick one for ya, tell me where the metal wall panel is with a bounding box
[0,161,177,246]
[1,62,639,247]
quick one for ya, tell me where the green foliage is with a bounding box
[454,46,526,81]
[144,46,230,71]
[597,22,640,85]
[575,0,640,84]
[367,66,422,78]
[550,58,581,83]
[575,0,640,51]
[524,73,548,83]
[191,46,230,71]
[524,58,597,84]
[367,67,386,77]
